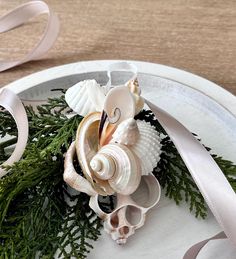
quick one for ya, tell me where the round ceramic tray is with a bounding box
[2,60,236,259]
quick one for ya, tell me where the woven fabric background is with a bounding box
[0,0,235,94]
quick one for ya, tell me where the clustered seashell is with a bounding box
[64,76,162,244]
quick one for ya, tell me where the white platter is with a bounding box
[2,60,236,259]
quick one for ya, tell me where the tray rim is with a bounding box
[1,59,235,116]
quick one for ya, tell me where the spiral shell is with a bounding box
[90,144,142,195]
[103,86,136,125]
[75,112,142,196]
[65,79,106,116]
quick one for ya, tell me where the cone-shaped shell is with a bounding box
[65,79,106,116]
[126,79,144,115]
[111,118,140,146]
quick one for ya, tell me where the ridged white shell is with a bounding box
[111,118,140,146]
[132,120,162,175]
[65,79,106,116]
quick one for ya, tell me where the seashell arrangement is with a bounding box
[64,76,162,244]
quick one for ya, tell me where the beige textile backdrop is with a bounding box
[0,0,236,95]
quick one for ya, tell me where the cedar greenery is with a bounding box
[0,95,235,258]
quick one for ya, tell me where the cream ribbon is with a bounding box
[0,2,236,258]
[0,89,28,177]
[0,1,59,72]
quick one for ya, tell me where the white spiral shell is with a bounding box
[65,79,106,116]
[90,144,142,195]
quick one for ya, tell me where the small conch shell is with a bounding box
[65,79,106,116]
[90,144,142,195]
[127,79,144,115]
[75,112,114,195]
[111,118,140,146]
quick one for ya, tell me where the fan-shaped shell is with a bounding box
[65,79,106,116]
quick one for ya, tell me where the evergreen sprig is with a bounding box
[0,96,101,258]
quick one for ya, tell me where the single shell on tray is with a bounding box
[65,79,106,116]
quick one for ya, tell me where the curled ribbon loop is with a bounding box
[106,61,138,88]
[0,1,60,72]
[0,89,28,177]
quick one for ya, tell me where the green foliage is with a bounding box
[0,96,235,258]
[0,96,101,258]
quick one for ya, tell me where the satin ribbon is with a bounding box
[183,232,226,259]
[145,100,236,257]
[0,1,60,72]
[0,89,28,177]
